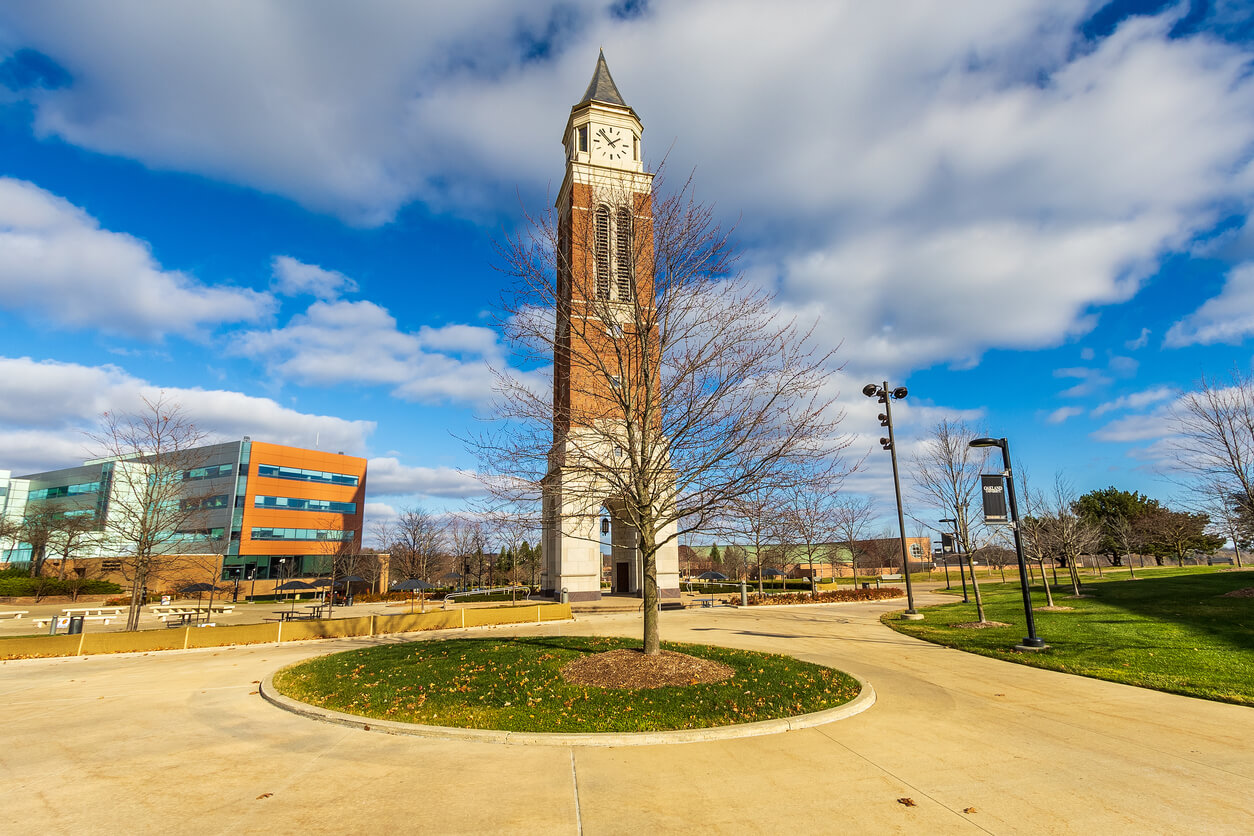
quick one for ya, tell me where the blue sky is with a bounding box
[2,1,1254,539]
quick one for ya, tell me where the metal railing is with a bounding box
[442,586,533,609]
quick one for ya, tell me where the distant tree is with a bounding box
[910,419,989,622]
[780,465,847,584]
[1140,508,1224,566]
[1072,487,1161,566]
[722,543,749,580]
[833,495,875,581]
[1039,478,1101,596]
[708,543,722,566]
[17,502,67,578]
[726,486,788,594]
[88,395,211,631]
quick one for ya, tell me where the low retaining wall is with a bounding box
[0,603,572,660]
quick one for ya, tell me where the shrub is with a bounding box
[0,577,124,597]
[744,587,904,606]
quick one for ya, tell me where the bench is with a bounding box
[33,615,117,628]
[62,607,124,617]
[0,611,29,620]
[875,574,904,588]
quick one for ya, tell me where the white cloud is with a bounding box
[232,300,507,405]
[3,4,1253,373]
[271,255,358,300]
[365,456,482,499]
[1125,327,1151,350]
[1092,385,1176,417]
[0,355,374,473]
[1165,263,1254,346]
[0,178,274,338]
[1047,406,1084,424]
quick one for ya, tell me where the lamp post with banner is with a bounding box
[969,437,1047,651]
[939,520,969,602]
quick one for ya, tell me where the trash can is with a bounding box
[345,594,354,607]
[560,588,569,605]
[861,582,870,590]
[68,616,85,635]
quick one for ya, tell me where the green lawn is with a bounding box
[884,567,1254,705]
[272,635,860,732]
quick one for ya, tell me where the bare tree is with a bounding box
[831,495,875,582]
[780,465,851,587]
[17,502,67,578]
[87,395,210,630]
[475,172,850,654]
[911,419,990,622]
[1172,369,1254,515]
[1040,478,1101,596]
[725,485,790,594]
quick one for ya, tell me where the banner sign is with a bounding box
[981,474,1009,523]
[941,532,955,553]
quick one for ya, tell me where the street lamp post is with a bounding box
[863,382,922,620]
[969,437,1047,651]
[939,517,969,602]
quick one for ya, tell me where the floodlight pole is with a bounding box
[970,437,1047,650]
[866,381,921,620]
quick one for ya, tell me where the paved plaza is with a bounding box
[3,591,1251,834]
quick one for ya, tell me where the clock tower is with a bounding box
[541,52,681,603]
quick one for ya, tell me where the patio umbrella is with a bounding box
[179,582,218,594]
[391,578,435,591]
[695,571,728,581]
[275,580,314,591]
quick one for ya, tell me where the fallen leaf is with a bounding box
[897,798,917,807]
[963,807,977,814]
[249,690,258,695]
[252,680,260,684]
[257,793,272,800]
[363,724,371,731]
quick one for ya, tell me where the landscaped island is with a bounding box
[272,636,861,733]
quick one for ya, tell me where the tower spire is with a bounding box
[578,49,627,107]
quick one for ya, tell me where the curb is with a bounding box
[259,669,875,748]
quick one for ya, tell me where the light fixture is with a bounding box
[864,380,921,620]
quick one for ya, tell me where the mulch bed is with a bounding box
[1035,605,1074,611]
[954,621,1012,629]
[1220,587,1254,598]
[561,649,734,689]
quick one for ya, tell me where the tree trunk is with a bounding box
[1067,555,1082,596]
[1039,559,1056,607]
[965,555,986,622]
[126,565,146,631]
[642,542,659,656]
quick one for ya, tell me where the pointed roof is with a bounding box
[578,49,627,107]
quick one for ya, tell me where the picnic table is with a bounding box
[62,606,124,617]
[0,610,29,620]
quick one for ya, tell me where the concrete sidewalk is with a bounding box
[1,591,1250,834]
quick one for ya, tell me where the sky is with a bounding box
[2,1,1254,542]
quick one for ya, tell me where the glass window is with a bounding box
[250,527,354,542]
[578,125,588,152]
[256,464,359,487]
[29,481,101,500]
[254,495,356,514]
[182,464,234,482]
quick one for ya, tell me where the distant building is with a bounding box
[0,438,365,581]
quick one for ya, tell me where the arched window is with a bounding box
[615,207,633,301]
[595,206,611,300]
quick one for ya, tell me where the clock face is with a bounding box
[593,126,630,162]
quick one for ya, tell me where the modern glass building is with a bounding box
[0,438,366,579]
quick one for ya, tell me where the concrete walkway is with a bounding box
[2,592,1250,834]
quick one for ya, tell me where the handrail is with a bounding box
[442,586,533,609]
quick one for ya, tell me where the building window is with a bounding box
[256,464,359,487]
[28,481,100,500]
[250,527,353,542]
[254,496,357,514]
[181,494,230,511]
[910,543,924,558]
[578,125,588,152]
[182,464,234,481]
